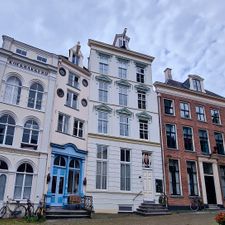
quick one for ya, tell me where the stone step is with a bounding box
[136,211,171,216]
[137,208,169,213]
[140,204,166,209]
[46,214,90,219]
[46,209,88,215]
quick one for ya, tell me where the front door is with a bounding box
[142,152,153,200]
[50,156,67,206]
[205,176,217,204]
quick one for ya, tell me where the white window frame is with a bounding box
[139,119,149,140]
[136,66,145,83]
[73,118,84,138]
[99,55,109,75]
[68,72,79,89]
[211,109,221,125]
[180,102,191,119]
[27,83,44,110]
[138,91,147,110]
[120,148,131,191]
[192,79,202,91]
[98,111,108,134]
[119,86,128,106]
[118,60,127,79]
[164,99,175,116]
[98,81,108,103]
[66,90,78,109]
[120,115,129,136]
[96,145,108,190]
[57,113,70,134]
[196,106,206,122]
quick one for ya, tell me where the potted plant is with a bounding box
[215,212,225,225]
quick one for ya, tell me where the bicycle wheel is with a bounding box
[13,205,26,218]
[0,206,6,218]
[190,200,199,211]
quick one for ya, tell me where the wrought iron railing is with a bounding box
[81,196,93,212]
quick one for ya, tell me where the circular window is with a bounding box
[57,88,64,97]
[59,67,66,76]
[82,79,88,87]
[81,99,88,107]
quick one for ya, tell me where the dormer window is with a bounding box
[118,38,127,49]
[192,79,202,92]
[16,48,27,56]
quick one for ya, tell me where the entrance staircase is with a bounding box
[136,201,171,216]
[46,207,91,219]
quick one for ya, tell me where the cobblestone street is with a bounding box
[0,211,219,225]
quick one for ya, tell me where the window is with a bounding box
[215,132,224,155]
[0,160,8,201]
[99,55,109,75]
[118,60,127,79]
[211,109,220,124]
[16,48,27,56]
[166,124,177,149]
[66,90,78,109]
[203,162,213,175]
[220,166,225,198]
[169,159,181,195]
[96,145,107,189]
[187,161,198,196]
[142,152,151,168]
[199,129,209,154]
[155,179,163,193]
[193,79,201,91]
[57,113,69,133]
[180,102,190,119]
[120,149,131,191]
[98,81,108,103]
[14,163,33,200]
[120,115,129,136]
[37,56,47,63]
[98,111,108,134]
[73,119,84,138]
[68,159,80,194]
[119,86,128,106]
[0,114,15,146]
[139,119,148,140]
[138,91,146,109]
[136,66,145,83]
[164,99,174,115]
[54,156,66,167]
[183,127,194,151]
[196,106,205,122]
[68,72,79,89]
[4,76,22,105]
[27,83,44,110]
[22,120,39,148]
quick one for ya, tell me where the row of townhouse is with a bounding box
[0,29,225,214]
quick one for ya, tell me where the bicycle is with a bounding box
[158,192,168,207]
[25,199,34,217]
[190,196,205,211]
[35,200,46,220]
[0,198,26,218]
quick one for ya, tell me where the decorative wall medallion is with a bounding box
[57,88,64,97]
[81,99,87,107]
[82,79,88,87]
[59,67,66,76]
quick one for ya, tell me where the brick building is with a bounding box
[155,68,225,209]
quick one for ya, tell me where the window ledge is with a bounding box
[212,123,222,126]
[165,114,175,117]
[56,130,70,136]
[181,117,192,120]
[72,135,85,140]
[167,148,178,151]
[67,83,80,91]
[184,150,196,153]
[170,195,184,198]
[64,104,79,111]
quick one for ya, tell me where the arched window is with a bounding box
[4,76,22,105]
[0,114,15,146]
[0,159,8,201]
[54,156,66,167]
[14,163,33,199]
[68,159,80,194]
[22,120,39,149]
[27,83,44,110]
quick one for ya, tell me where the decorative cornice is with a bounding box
[116,107,133,116]
[134,61,148,68]
[115,79,131,87]
[136,111,152,121]
[116,56,130,63]
[96,50,112,58]
[50,143,87,155]
[134,84,150,92]
[94,103,113,113]
[95,75,112,83]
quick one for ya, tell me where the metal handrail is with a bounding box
[133,191,142,201]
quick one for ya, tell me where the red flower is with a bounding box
[215,212,225,223]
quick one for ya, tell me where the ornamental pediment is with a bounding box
[136,111,152,121]
[95,75,112,83]
[116,107,133,116]
[94,103,113,113]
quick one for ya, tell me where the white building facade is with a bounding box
[86,30,163,213]
[45,43,91,207]
[0,36,58,207]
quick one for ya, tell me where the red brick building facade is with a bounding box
[155,69,225,209]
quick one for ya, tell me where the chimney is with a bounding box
[164,68,172,81]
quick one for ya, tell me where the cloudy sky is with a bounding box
[1,0,225,95]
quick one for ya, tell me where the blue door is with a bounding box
[50,156,66,206]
